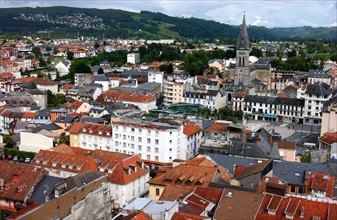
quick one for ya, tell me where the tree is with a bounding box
[68,60,92,83]
[250,47,263,57]
[98,67,104,75]
[3,134,16,148]
[94,42,100,49]
[58,132,70,145]
[67,51,74,60]
[183,50,209,76]
[300,155,311,163]
[32,46,42,57]
[201,107,211,118]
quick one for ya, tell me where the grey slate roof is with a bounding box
[56,171,106,194]
[94,75,109,82]
[230,141,271,159]
[308,69,331,79]
[30,176,64,204]
[305,82,332,96]
[54,116,77,123]
[32,123,62,133]
[273,161,329,186]
[237,15,250,50]
[205,153,259,174]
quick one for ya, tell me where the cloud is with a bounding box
[251,16,268,26]
[1,0,336,27]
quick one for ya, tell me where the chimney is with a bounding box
[44,190,50,203]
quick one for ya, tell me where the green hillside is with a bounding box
[0,6,335,41]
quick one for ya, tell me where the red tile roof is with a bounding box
[34,146,149,185]
[234,90,247,98]
[305,172,335,198]
[1,109,13,117]
[0,161,44,203]
[171,212,204,220]
[66,100,84,110]
[275,140,296,150]
[256,193,337,220]
[97,89,156,103]
[183,121,202,136]
[320,132,337,144]
[205,123,229,133]
[5,204,40,220]
[34,77,57,86]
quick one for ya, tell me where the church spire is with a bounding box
[237,14,250,50]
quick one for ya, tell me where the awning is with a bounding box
[263,114,277,119]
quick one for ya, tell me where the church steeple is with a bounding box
[237,15,250,50]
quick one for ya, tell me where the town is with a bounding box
[0,13,337,220]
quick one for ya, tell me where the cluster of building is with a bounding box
[0,15,337,220]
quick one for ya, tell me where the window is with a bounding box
[156,188,160,196]
[138,137,142,142]
[131,128,135,132]
[155,148,159,153]
[138,129,142,133]
[131,136,134,141]
[155,139,159,145]
[147,130,151,134]
[123,135,126,140]
[147,146,151,152]
[131,144,134,149]
[147,155,151,160]
[155,156,159,161]
[138,145,142,151]
[123,127,126,132]
[147,138,151,144]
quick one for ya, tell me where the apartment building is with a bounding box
[111,118,202,162]
[183,90,225,110]
[163,76,192,106]
[243,95,305,122]
[303,82,333,125]
[68,122,112,150]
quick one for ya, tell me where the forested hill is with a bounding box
[0,6,335,41]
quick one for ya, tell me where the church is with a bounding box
[224,15,272,107]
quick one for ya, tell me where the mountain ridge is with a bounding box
[0,6,335,41]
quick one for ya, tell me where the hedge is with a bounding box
[4,148,36,159]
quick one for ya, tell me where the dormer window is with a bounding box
[83,128,86,132]
[99,130,102,135]
[89,129,93,133]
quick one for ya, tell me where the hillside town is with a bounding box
[0,15,337,220]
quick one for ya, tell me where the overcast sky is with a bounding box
[1,0,336,28]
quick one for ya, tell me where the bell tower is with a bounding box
[234,14,250,88]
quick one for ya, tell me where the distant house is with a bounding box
[34,77,58,94]
[18,131,54,153]
[55,60,71,76]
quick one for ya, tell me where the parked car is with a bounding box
[25,158,31,163]
[19,157,25,163]
[13,156,19,162]
[7,154,12,160]
[0,153,5,160]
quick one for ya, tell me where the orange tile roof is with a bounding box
[149,157,229,189]
[22,112,36,119]
[233,165,249,178]
[234,90,247,98]
[1,109,13,117]
[16,77,37,83]
[52,144,76,155]
[32,150,98,173]
[183,121,202,136]
[60,83,74,90]
[67,122,112,137]
[159,185,192,201]
[205,123,229,132]
[0,161,45,203]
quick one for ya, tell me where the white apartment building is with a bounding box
[111,118,202,162]
[243,95,305,122]
[183,90,225,110]
[307,69,331,85]
[303,82,333,125]
[148,71,164,91]
[127,53,140,64]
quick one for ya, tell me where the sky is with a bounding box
[1,0,336,28]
